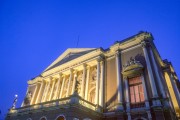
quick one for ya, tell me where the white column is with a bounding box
[71,71,77,94]
[85,66,90,100]
[149,48,170,107]
[124,77,130,110]
[35,81,45,104]
[95,59,100,105]
[141,41,160,106]
[49,79,56,101]
[141,75,150,108]
[99,60,104,107]
[54,73,62,99]
[80,64,86,98]
[30,83,39,105]
[66,69,73,97]
[41,81,48,102]
[60,75,65,98]
[149,48,166,98]
[44,80,51,102]
[115,51,123,110]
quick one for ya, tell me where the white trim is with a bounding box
[26,118,32,120]
[55,114,66,120]
[39,116,47,120]
[121,44,141,53]
[44,48,96,71]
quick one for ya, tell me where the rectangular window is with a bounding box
[129,76,145,108]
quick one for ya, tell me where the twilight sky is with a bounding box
[0,0,180,119]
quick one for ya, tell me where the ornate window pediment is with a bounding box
[122,58,144,77]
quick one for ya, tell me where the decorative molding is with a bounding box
[122,58,144,78]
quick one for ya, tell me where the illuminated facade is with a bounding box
[6,32,180,120]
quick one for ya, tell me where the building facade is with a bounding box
[6,32,180,120]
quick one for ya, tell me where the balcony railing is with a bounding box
[8,93,100,116]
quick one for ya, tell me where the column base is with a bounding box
[151,97,162,107]
[153,108,165,120]
[127,112,131,120]
[146,110,152,120]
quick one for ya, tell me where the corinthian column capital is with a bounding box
[141,41,151,48]
[115,50,121,56]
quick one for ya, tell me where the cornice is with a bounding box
[29,32,154,84]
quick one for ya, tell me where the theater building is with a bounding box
[6,32,180,120]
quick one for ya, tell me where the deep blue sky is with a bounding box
[0,0,179,119]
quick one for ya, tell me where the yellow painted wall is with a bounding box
[164,72,180,116]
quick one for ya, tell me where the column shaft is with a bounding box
[142,42,158,98]
[71,72,77,94]
[141,75,150,108]
[41,82,48,102]
[85,67,90,100]
[35,81,45,104]
[30,83,39,105]
[54,74,61,99]
[44,81,51,102]
[66,70,73,97]
[99,60,104,107]
[115,51,123,109]
[150,48,166,98]
[124,78,130,110]
[60,76,65,98]
[81,64,86,98]
[49,79,56,101]
[95,60,100,105]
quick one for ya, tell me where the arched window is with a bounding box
[55,115,66,120]
[39,116,47,120]
[27,118,32,120]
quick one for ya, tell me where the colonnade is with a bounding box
[28,40,175,117]
[29,57,105,108]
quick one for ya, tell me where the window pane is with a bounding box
[139,85,144,94]
[140,93,145,102]
[134,86,139,94]
[130,86,134,94]
[131,94,135,103]
[128,76,145,104]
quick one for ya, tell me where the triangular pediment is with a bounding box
[44,48,96,72]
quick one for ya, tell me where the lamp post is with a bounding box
[11,94,18,109]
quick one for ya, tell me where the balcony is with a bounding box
[7,93,102,117]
